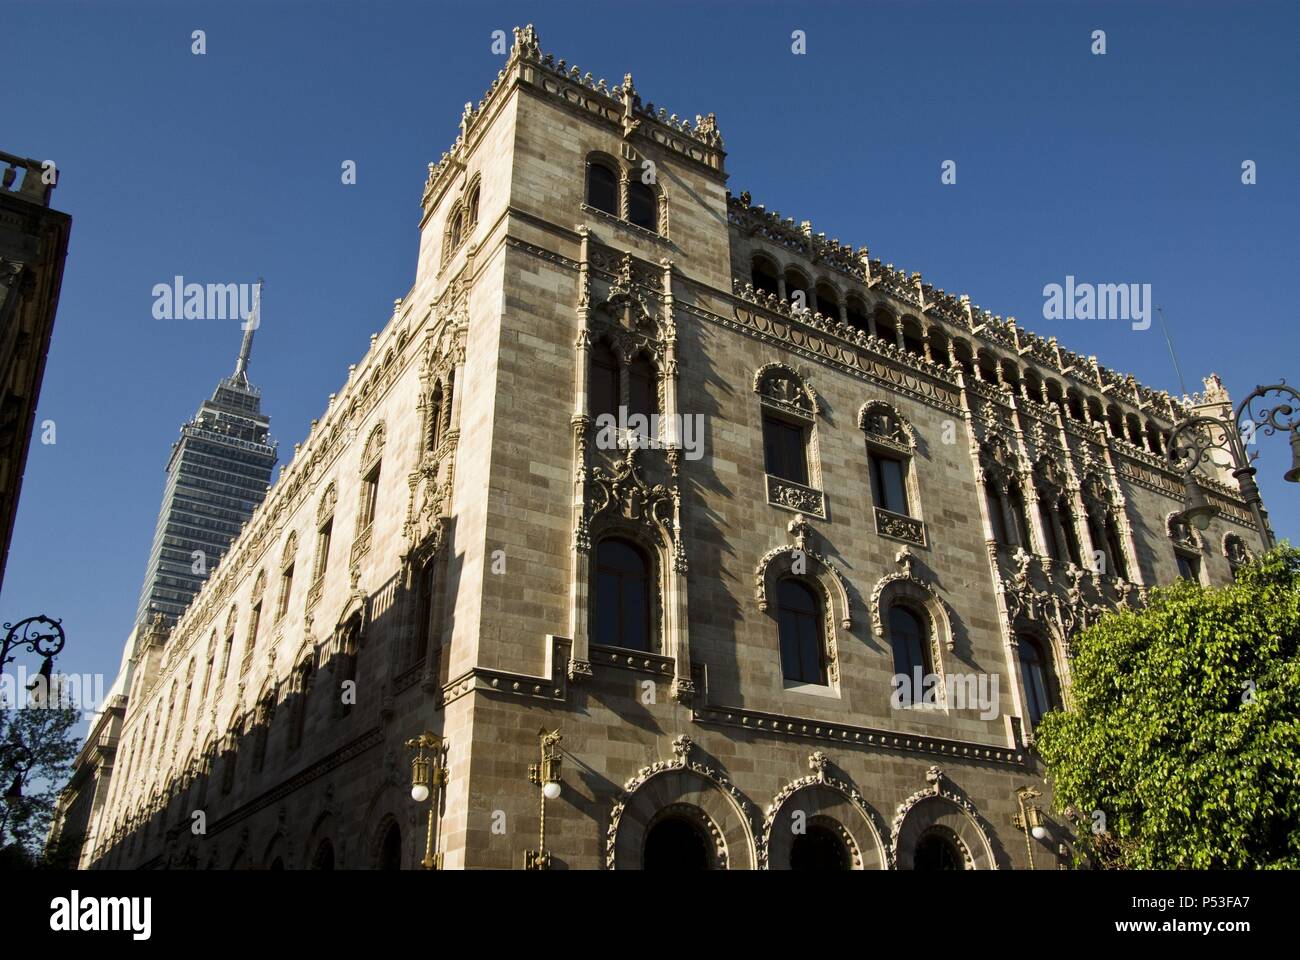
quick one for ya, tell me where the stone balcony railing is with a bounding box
[0,149,54,206]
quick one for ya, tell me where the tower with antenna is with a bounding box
[131,302,278,629]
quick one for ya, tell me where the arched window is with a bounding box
[751,256,780,297]
[586,160,619,215]
[594,538,652,652]
[777,579,826,685]
[466,183,480,226]
[1017,635,1057,724]
[628,353,658,421]
[627,181,657,232]
[590,340,621,423]
[814,282,840,321]
[846,296,870,334]
[889,605,931,704]
[448,209,463,249]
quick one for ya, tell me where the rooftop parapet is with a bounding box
[727,191,1187,425]
[422,24,725,211]
[0,150,55,206]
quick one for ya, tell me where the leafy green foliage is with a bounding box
[1036,545,1300,868]
[0,677,82,868]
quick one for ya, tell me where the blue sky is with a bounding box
[3,0,1298,725]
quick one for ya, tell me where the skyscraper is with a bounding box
[133,315,277,628]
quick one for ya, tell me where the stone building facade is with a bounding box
[74,27,1265,870]
[0,151,70,591]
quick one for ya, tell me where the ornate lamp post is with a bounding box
[1,615,65,692]
[525,728,562,870]
[1166,381,1300,552]
[405,731,445,869]
[1012,785,1048,869]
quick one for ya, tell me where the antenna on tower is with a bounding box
[1155,305,1189,398]
[233,277,262,382]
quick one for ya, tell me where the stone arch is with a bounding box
[606,735,757,870]
[891,767,999,870]
[361,421,385,472]
[753,362,819,415]
[869,547,954,653]
[1222,531,1252,566]
[317,482,337,525]
[858,400,917,449]
[762,752,889,870]
[1166,510,1204,550]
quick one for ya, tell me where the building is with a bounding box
[134,320,278,629]
[0,151,71,592]
[74,27,1265,870]
[48,325,276,867]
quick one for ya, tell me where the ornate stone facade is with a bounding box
[73,26,1261,871]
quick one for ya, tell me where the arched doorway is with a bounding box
[379,822,402,871]
[913,830,964,870]
[642,815,710,870]
[790,824,850,870]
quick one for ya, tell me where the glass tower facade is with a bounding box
[133,324,277,627]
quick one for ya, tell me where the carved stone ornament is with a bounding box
[868,547,955,651]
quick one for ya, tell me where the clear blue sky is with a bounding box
[3,0,1298,726]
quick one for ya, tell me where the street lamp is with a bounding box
[1166,381,1300,551]
[525,728,562,869]
[1,616,65,691]
[1012,786,1048,869]
[405,731,445,869]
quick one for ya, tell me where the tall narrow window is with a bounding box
[594,538,651,651]
[429,385,445,450]
[889,606,931,705]
[752,257,780,297]
[449,210,463,249]
[590,341,621,423]
[247,602,262,657]
[871,454,910,515]
[1017,636,1056,724]
[414,557,438,663]
[1009,481,1032,548]
[777,579,826,685]
[277,564,294,621]
[586,161,618,215]
[1176,552,1201,582]
[1058,497,1083,565]
[361,462,381,529]
[315,518,333,581]
[1105,518,1128,579]
[627,181,657,232]
[763,416,808,486]
[219,632,234,684]
[467,184,480,226]
[628,354,657,423]
[986,487,1010,544]
[1039,502,1061,560]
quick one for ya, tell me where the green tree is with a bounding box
[0,676,81,868]
[1036,545,1300,869]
